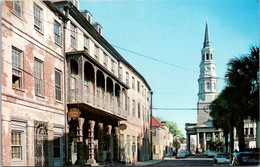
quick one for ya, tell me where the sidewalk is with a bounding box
[124,159,163,166]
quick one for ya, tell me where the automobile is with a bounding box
[203,150,210,156]
[213,152,232,166]
[231,152,260,166]
[207,150,217,158]
[176,151,187,158]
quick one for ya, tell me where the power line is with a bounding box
[113,45,225,80]
[153,108,209,111]
[3,4,226,81]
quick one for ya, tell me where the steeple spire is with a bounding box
[203,21,211,48]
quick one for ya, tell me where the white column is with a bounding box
[203,132,206,151]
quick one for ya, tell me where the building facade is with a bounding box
[1,1,66,166]
[2,0,151,166]
[152,117,173,159]
[234,120,257,151]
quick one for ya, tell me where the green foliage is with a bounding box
[210,46,259,152]
[166,121,184,138]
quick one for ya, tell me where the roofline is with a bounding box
[54,1,151,91]
[43,1,68,21]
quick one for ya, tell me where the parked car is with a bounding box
[213,152,232,166]
[203,150,210,156]
[207,150,217,158]
[177,151,187,158]
[231,152,260,166]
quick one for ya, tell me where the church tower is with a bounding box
[197,22,218,126]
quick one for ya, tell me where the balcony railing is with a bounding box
[68,89,127,118]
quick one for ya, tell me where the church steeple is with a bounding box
[203,21,211,48]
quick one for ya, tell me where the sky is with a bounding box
[80,0,259,134]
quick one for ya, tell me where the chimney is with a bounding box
[161,121,166,126]
[80,9,92,23]
[92,22,102,35]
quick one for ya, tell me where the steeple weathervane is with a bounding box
[203,21,211,48]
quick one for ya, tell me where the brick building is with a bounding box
[1,1,67,166]
[1,0,151,166]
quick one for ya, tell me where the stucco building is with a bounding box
[1,1,67,166]
[1,0,151,166]
[152,117,174,159]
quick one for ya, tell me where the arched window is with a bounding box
[211,53,213,59]
[207,82,210,90]
[206,53,209,60]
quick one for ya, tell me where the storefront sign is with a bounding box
[119,123,127,130]
[68,108,80,119]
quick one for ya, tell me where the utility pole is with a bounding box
[150,91,153,160]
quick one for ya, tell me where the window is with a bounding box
[127,135,130,155]
[35,59,43,96]
[11,132,22,159]
[119,67,122,80]
[142,85,144,96]
[153,130,156,136]
[111,60,114,73]
[126,72,129,85]
[137,81,140,92]
[84,35,89,51]
[245,128,248,135]
[250,128,254,135]
[138,103,140,118]
[132,100,135,117]
[94,45,99,61]
[103,53,108,67]
[211,53,213,59]
[132,77,135,90]
[207,82,210,90]
[127,97,130,115]
[11,121,26,165]
[200,83,203,92]
[54,21,61,45]
[87,15,91,23]
[12,47,23,89]
[34,4,43,31]
[55,70,62,101]
[13,1,22,17]
[70,24,76,48]
[206,53,209,60]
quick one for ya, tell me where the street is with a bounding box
[155,155,213,166]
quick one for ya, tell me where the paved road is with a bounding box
[155,155,213,166]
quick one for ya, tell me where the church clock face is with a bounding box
[205,66,211,71]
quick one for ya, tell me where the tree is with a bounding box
[225,46,259,152]
[173,138,181,155]
[166,121,184,138]
[210,87,236,153]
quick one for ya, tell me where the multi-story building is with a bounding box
[54,0,151,165]
[152,117,174,159]
[1,1,66,166]
[234,120,257,151]
[1,0,151,166]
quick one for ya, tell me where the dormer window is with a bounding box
[80,10,92,23]
[87,14,92,23]
[92,22,102,35]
